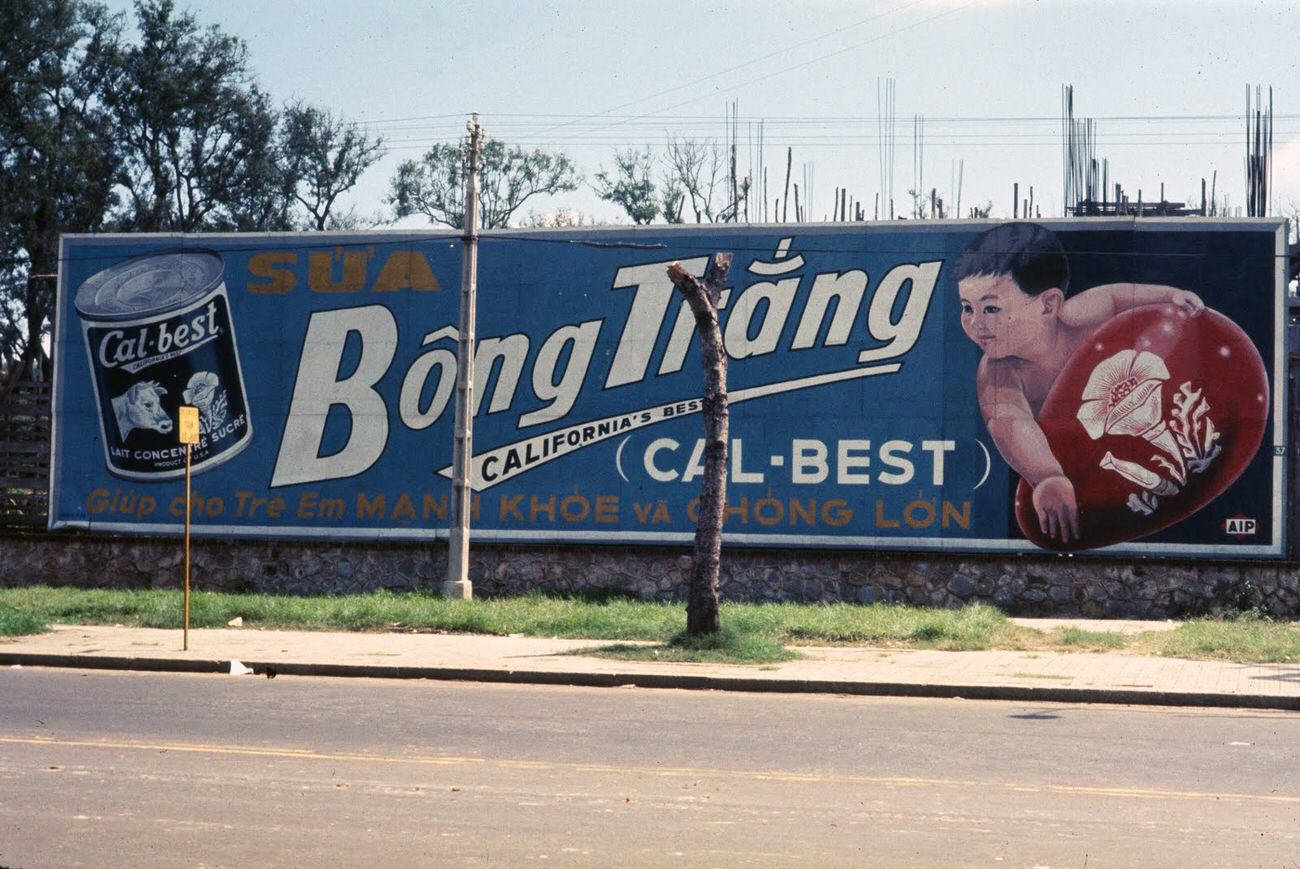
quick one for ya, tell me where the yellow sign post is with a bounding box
[178,406,200,650]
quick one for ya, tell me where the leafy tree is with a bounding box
[593,148,658,225]
[278,101,386,231]
[389,135,580,229]
[105,0,287,232]
[311,205,387,232]
[0,0,387,382]
[659,177,687,224]
[0,0,121,378]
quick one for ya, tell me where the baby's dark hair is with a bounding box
[952,222,1070,296]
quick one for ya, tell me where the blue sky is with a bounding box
[104,0,1300,226]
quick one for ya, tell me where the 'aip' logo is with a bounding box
[1224,516,1258,538]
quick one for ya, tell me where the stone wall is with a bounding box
[3,530,1298,619]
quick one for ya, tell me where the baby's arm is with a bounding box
[977,359,1079,543]
[1058,283,1203,330]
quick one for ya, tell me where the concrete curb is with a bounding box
[4,651,1297,712]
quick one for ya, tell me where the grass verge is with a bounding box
[584,628,801,665]
[1050,627,1130,652]
[0,586,1296,665]
[1139,615,1300,664]
[0,605,48,637]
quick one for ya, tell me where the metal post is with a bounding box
[184,441,191,650]
[178,404,199,650]
[444,114,482,599]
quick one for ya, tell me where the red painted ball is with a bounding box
[1014,304,1269,551]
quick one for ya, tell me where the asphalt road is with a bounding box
[1,668,1298,868]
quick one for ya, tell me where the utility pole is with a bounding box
[444,114,482,599]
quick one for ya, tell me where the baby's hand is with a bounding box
[1172,289,1204,316]
[1032,475,1079,543]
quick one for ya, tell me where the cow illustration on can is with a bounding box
[75,249,252,480]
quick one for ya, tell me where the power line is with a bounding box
[361,111,1300,152]
[524,0,934,141]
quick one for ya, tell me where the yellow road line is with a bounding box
[0,735,480,765]
[3,734,1297,805]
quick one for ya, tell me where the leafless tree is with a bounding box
[666,253,733,635]
[663,136,727,223]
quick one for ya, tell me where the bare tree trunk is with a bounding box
[666,253,733,636]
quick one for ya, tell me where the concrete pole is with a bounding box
[444,114,482,599]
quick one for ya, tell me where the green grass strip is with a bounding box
[1,586,1296,665]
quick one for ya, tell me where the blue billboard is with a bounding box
[50,219,1288,557]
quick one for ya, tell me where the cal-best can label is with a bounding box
[75,250,251,480]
